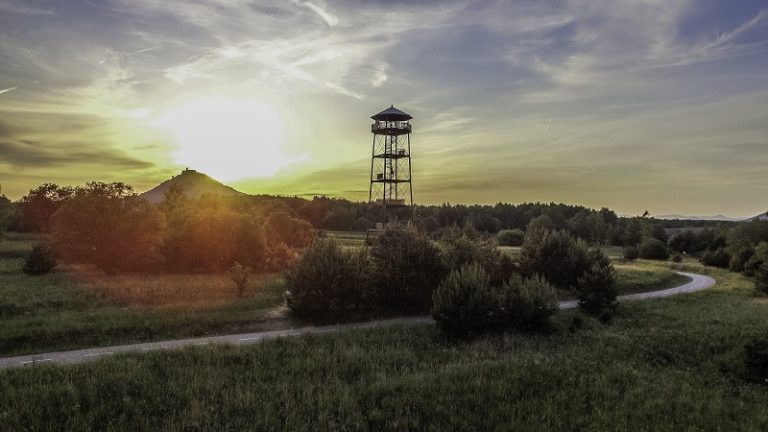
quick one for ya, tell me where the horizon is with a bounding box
[1,0,767,218]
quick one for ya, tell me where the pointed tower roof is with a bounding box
[371,105,412,121]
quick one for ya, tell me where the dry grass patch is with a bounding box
[70,267,283,309]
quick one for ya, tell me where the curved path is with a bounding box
[0,271,715,370]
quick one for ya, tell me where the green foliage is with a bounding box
[264,212,314,248]
[432,263,500,335]
[22,243,57,275]
[520,229,592,292]
[623,245,639,261]
[162,204,267,273]
[638,238,669,260]
[229,262,251,298]
[18,183,74,232]
[497,228,525,246]
[0,192,13,238]
[671,253,683,263]
[284,240,372,320]
[755,261,768,294]
[699,248,730,269]
[441,235,517,286]
[501,274,558,330]
[575,249,618,319]
[728,247,755,273]
[743,242,768,278]
[51,183,165,273]
[744,333,768,383]
[370,229,446,313]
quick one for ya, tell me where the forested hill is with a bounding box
[141,169,244,203]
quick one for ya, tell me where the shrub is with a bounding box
[519,229,592,292]
[743,243,768,277]
[623,245,639,261]
[266,241,296,271]
[441,236,517,286]
[370,229,446,313]
[755,262,768,295]
[638,238,669,260]
[501,274,558,330]
[432,264,500,335]
[575,249,618,319]
[23,243,57,275]
[729,247,755,273]
[229,262,251,298]
[699,248,730,268]
[284,240,372,320]
[671,253,683,263]
[497,229,525,246]
[744,333,768,384]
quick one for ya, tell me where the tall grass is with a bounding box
[0,264,766,430]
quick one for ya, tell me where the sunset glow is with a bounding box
[157,98,290,181]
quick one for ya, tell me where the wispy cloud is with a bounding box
[0,87,18,95]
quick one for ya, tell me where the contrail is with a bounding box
[131,46,159,54]
[0,87,18,95]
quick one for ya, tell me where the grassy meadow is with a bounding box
[1,264,767,430]
[1,233,695,356]
[0,234,293,356]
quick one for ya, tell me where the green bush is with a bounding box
[743,242,768,277]
[432,264,501,335]
[671,253,683,263]
[370,229,446,313]
[729,247,754,273]
[638,238,669,260]
[575,249,618,319]
[497,229,525,247]
[699,248,730,268]
[23,243,57,275]
[284,240,373,320]
[501,274,558,330]
[744,333,768,384]
[623,245,639,261]
[441,236,517,286]
[519,229,592,292]
[755,262,768,295]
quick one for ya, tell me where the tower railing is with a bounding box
[371,121,411,134]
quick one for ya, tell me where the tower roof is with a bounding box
[371,105,412,121]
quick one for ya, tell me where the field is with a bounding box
[0,233,693,356]
[1,264,767,430]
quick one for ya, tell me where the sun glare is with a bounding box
[159,98,291,181]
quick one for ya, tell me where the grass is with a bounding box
[0,263,767,430]
[0,235,696,357]
[0,235,292,356]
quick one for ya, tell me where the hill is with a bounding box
[748,211,768,222]
[141,169,245,203]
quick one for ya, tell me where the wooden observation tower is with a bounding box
[368,106,413,224]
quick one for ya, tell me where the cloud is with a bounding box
[298,1,339,27]
[0,139,154,169]
[0,87,17,95]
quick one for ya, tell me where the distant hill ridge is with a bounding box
[140,169,245,203]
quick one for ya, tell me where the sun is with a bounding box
[158,97,291,181]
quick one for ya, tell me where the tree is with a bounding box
[18,183,74,232]
[264,212,314,248]
[0,189,13,239]
[51,182,165,273]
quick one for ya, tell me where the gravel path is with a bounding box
[0,271,715,370]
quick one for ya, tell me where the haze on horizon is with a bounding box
[0,0,766,218]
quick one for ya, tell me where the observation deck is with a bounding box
[371,121,411,135]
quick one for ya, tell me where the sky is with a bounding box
[0,0,766,218]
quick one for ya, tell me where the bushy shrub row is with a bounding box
[519,229,617,317]
[286,228,617,333]
[432,264,558,336]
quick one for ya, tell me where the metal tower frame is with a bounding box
[368,106,413,223]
